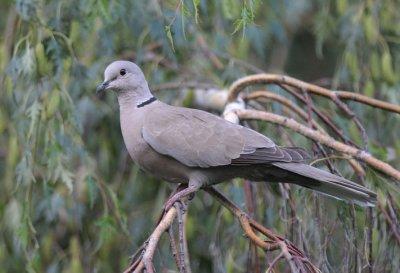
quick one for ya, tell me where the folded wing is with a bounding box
[142,105,307,168]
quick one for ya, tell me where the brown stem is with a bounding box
[168,227,182,271]
[131,207,177,273]
[204,187,319,273]
[378,202,400,244]
[228,74,400,114]
[125,185,189,273]
[266,252,284,272]
[182,211,192,273]
[176,202,190,273]
[280,84,359,148]
[234,109,400,181]
[244,91,325,132]
[243,181,260,273]
[330,95,369,151]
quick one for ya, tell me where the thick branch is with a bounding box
[124,207,177,273]
[245,90,365,175]
[234,109,400,181]
[228,74,400,114]
[279,84,359,148]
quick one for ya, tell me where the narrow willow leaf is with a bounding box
[192,0,200,23]
[16,152,36,186]
[222,0,236,19]
[27,100,43,140]
[99,0,112,22]
[107,186,129,234]
[363,14,378,44]
[5,199,22,230]
[336,0,348,15]
[69,20,80,43]
[21,43,36,76]
[95,214,117,246]
[0,108,5,134]
[381,51,396,84]
[370,51,381,80]
[35,42,52,76]
[165,25,175,52]
[59,165,74,192]
[46,90,60,117]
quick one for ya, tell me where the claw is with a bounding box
[188,192,195,200]
[164,197,182,212]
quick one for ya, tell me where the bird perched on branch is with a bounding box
[96,60,376,209]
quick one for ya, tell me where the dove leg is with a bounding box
[164,179,203,211]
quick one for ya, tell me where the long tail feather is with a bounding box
[273,162,377,207]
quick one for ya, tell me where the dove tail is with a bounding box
[272,163,377,207]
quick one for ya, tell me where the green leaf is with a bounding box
[98,0,112,22]
[165,25,175,52]
[95,214,117,246]
[26,100,43,140]
[192,0,200,23]
[16,152,36,186]
[363,14,378,44]
[46,90,60,117]
[222,0,239,20]
[69,20,80,43]
[336,0,348,15]
[232,3,255,37]
[381,51,396,84]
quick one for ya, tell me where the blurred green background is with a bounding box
[0,0,399,272]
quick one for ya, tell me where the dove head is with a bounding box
[97,60,153,107]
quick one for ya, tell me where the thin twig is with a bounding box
[279,84,359,148]
[168,227,182,271]
[182,211,192,273]
[175,202,189,273]
[228,74,400,114]
[234,109,400,181]
[301,89,339,174]
[266,252,284,272]
[330,95,369,151]
[132,207,177,273]
[244,91,325,132]
[378,201,400,244]
[204,187,319,273]
[124,185,189,273]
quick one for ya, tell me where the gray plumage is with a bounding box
[97,60,376,207]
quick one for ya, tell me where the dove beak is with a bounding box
[96,80,111,94]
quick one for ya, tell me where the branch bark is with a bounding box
[205,187,320,273]
[234,109,400,181]
[228,74,400,114]
[122,207,177,273]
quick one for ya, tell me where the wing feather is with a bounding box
[142,105,309,168]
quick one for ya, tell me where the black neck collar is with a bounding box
[137,97,157,108]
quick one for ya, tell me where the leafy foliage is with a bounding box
[0,0,399,272]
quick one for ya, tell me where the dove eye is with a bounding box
[119,69,126,76]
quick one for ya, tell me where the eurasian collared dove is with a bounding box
[96,60,377,209]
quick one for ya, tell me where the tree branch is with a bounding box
[228,74,400,114]
[234,109,400,181]
[204,187,320,273]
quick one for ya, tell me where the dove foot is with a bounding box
[164,181,201,212]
